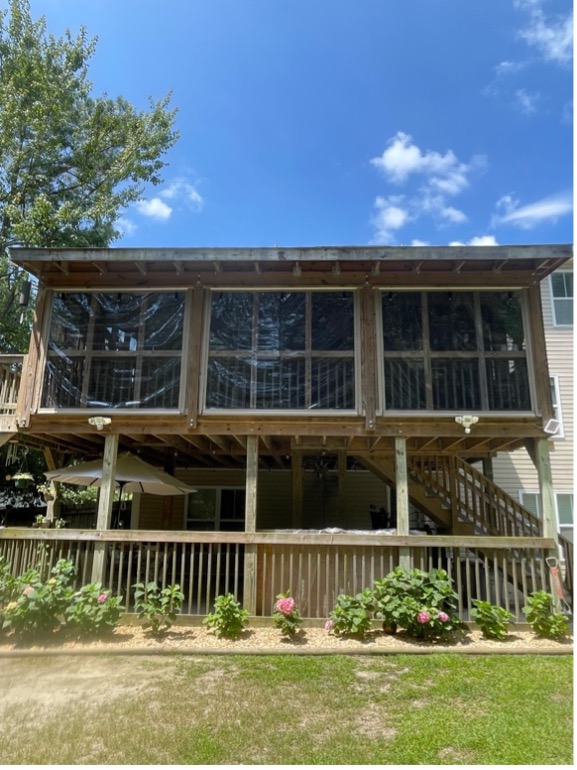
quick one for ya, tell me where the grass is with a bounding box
[0,654,572,765]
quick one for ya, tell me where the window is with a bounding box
[549,376,564,438]
[205,291,356,410]
[519,491,574,528]
[185,487,245,531]
[381,291,530,411]
[550,271,573,327]
[42,292,185,409]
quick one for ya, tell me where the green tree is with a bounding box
[0,0,178,351]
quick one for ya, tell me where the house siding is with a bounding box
[492,267,573,532]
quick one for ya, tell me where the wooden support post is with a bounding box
[292,449,303,528]
[534,437,561,610]
[395,437,411,570]
[243,435,258,614]
[338,449,347,525]
[91,434,119,584]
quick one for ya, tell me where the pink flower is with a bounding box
[275,597,296,616]
[417,611,430,624]
[97,594,108,604]
[324,620,334,631]
[437,611,449,623]
[22,585,34,597]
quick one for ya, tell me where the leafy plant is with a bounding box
[471,599,514,640]
[2,559,77,637]
[273,591,303,638]
[65,583,123,636]
[523,591,570,640]
[371,567,461,641]
[133,582,184,635]
[204,593,249,639]
[328,590,373,638]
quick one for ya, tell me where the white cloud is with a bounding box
[411,239,430,246]
[515,88,540,114]
[369,132,485,242]
[517,2,573,65]
[134,197,172,221]
[160,177,204,211]
[449,236,499,247]
[116,217,137,237]
[493,191,573,229]
[371,196,410,244]
[370,132,472,195]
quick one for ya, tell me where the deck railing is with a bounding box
[0,355,24,416]
[0,529,555,621]
[410,456,542,538]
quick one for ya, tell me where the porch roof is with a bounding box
[10,244,572,287]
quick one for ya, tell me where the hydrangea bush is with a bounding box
[65,583,123,636]
[273,591,303,638]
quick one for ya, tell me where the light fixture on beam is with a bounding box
[455,415,479,434]
[543,418,560,435]
[88,416,112,431]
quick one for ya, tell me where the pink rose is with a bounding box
[97,593,108,604]
[22,585,34,597]
[437,611,449,623]
[417,611,430,624]
[324,620,334,631]
[275,597,296,616]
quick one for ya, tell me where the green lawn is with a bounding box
[0,654,572,765]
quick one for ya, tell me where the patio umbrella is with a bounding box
[44,452,196,496]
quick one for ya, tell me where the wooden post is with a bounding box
[291,449,303,528]
[337,449,347,525]
[243,435,258,614]
[534,437,561,609]
[395,437,411,569]
[91,434,119,584]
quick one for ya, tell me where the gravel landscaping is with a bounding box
[0,623,573,655]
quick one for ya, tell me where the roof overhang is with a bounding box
[9,244,572,287]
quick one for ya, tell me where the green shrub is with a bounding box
[2,559,76,638]
[65,583,123,636]
[133,582,184,634]
[328,590,373,638]
[273,591,303,638]
[471,599,514,640]
[523,591,570,640]
[371,567,461,641]
[204,593,249,639]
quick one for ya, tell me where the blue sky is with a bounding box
[8,0,575,248]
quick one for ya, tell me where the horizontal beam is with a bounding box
[0,528,556,550]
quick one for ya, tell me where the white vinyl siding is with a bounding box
[492,266,573,536]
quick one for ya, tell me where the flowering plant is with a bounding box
[370,567,462,641]
[273,591,303,638]
[64,583,123,636]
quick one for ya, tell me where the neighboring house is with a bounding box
[492,264,573,565]
[0,244,572,618]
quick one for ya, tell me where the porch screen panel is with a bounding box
[206,291,356,410]
[42,292,185,409]
[381,290,531,412]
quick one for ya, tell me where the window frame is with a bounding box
[549,270,573,328]
[549,375,565,439]
[201,288,361,414]
[39,289,189,413]
[518,490,574,530]
[184,486,246,531]
[376,288,534,414]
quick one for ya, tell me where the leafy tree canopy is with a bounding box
[0,0,179,351]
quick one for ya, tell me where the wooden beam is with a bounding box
[395,437,411,569]
[243,435,259,614]
[91,433,119,583]
[292,450,303,528]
